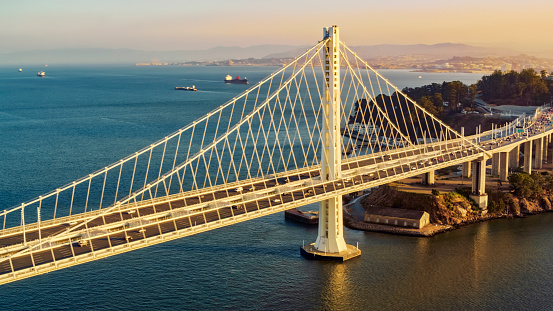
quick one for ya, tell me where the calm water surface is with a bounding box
[1,65,551,310]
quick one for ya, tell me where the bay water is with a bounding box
[1,65,552,310]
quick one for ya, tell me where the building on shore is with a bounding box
[364,207,430,229]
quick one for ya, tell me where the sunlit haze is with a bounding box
[1,0,552,56]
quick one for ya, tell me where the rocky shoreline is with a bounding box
[340,181,553,237]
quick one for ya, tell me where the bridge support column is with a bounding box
[470,159,488,212]
[509,145,519,168]
[524,140,532,174]
[543,137,548,163]
[422,171,435,185]
[491,153,500,176]
[534,137,543,169]
[302,25,360,261]
[499,152,509,182]
[462,161,471,178]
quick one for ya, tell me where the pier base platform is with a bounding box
[469,193,488,214]
[300,243,361,261]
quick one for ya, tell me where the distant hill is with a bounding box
[264,43,519,59]
[0,45,304,65]
[0,43,520,65]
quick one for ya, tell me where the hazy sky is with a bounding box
[1,0,552,55]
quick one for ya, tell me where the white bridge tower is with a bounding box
[301,26,361,261]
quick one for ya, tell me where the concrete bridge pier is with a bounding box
[524,140,533,173]
[422,171,435,185]
[462,161,471,178]
[314,196,347,252]
[509,145,520,168]
[491,153,500,176]
[534,137,543,169]
[544,136,549,163]
[499,152,509,182]
[470,159,488,212]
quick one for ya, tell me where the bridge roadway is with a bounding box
[2,116,553,284]
[0,138,486,284]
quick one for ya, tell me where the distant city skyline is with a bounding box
[1,0,552,57]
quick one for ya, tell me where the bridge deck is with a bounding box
[3,107,553,285]
[0,140,485,284]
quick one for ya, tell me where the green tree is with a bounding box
[419,96,439,116]
[477,68,552,105]
[508,172,545,199]
[517,82,526,99]
[444,81,466,111]
[431,93,444,115]
[544,175,553,194]
[468,84,478,109]
[478,70,505,100]
[508,173,534,199]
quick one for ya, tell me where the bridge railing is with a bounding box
[470,103,551,145]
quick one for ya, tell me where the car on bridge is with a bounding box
[272,178,288,185]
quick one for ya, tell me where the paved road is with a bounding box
[1,139,483,280]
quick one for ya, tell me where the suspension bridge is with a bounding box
[1,26,552,285]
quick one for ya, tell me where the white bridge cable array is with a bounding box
[0,38,493,267]
[0,41,328,229]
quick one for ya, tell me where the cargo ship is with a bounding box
[284,208,318,225]
[175,85,197,91]
[224,75,248,84]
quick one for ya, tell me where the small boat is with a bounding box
[18,68,22,72]
[37,71,45,77]
[418,76,422,78]
[224,75,248,84]
[175,85,197,91]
